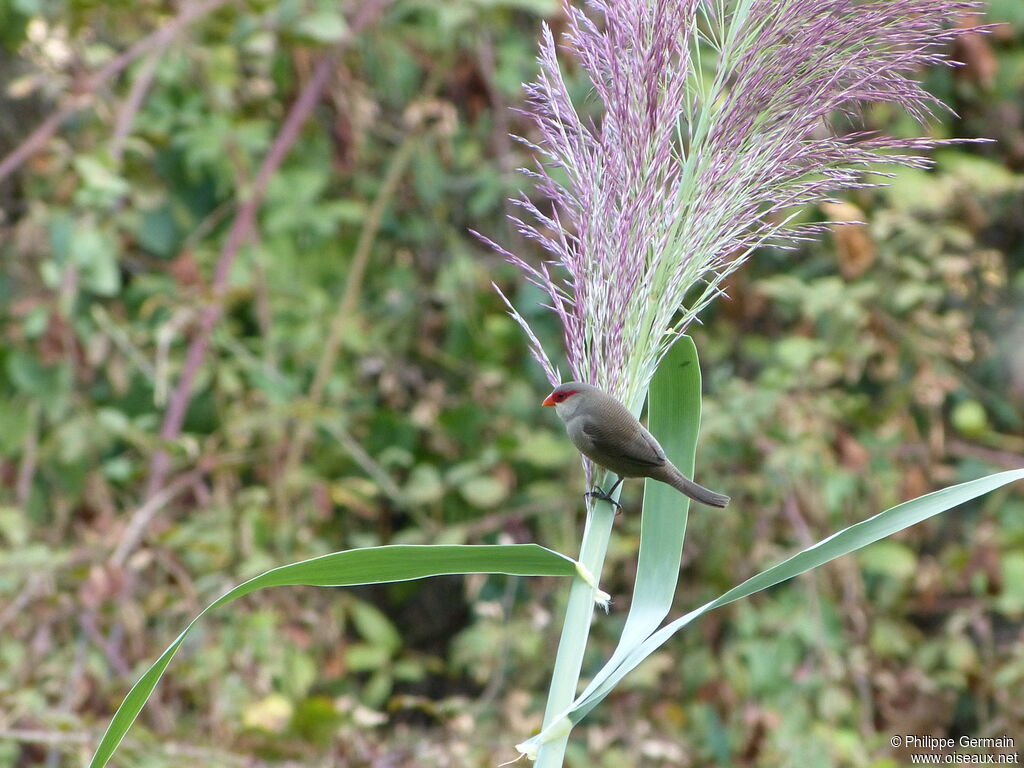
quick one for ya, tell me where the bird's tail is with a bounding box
[664,464,730,508]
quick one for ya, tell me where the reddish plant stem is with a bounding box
[110,40,170,163]
[0,0,235,184]
[143,0,391,502]
[143,53,336,498]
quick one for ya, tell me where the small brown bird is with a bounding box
[542,381,730,509]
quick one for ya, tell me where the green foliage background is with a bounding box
[1,1,1022,765]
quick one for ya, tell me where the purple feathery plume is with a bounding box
[485,0,980,412]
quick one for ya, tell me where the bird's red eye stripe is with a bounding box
[542,388,579,406]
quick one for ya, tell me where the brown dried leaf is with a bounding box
[954,16,998,90]
[821,201,876,279]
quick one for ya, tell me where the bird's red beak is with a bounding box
[542,392,557,407]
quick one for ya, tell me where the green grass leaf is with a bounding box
[597,336,702,676]
[88,544,575,768]
[526,469,1024,748]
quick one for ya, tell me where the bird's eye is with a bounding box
[555,392,566,401]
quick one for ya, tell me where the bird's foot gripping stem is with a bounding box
[584,478,624,512]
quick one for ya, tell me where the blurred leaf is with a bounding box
[881,165,951,212]
[0,397,32,455]
[291,696,339,743]
[776,336,822,371]
[73,155,130,203]
[870,617,915,656]
[935,151,1020,191]
[5,351,70,415]
[134,205,180,257]
[345,643,392,671]
[292,10,347,43]
[0,506,29,546]
[404,464,444,504]
[0,0,32,49]
[70,221,121,295]
[857,540,917,580]
[242,693,293,733]
[515,430,573,468]
[951,399,989,437]
[350,600,401,653]
[995,552,1024,618]
[988,0,1024,26]
[392,657,427,682]
[459,474,508,508]
[362,669,392,707]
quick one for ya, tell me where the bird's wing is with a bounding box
[581,418,665,468]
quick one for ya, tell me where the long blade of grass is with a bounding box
[524,468,1024,747]
[90,544,576,768]
[599,337,702,674]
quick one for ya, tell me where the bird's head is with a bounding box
[542,381,590,419]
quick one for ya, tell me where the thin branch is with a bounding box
[0,107,70,185]
[320,420,407,505]
[80,610,130,675]
[110,39,171,162]
[0,0,235,184]
[111,467,207,566]
[948,438,1024,470]
[141,0,391,503]
[0,574,49,634]
[142,53,337,498]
